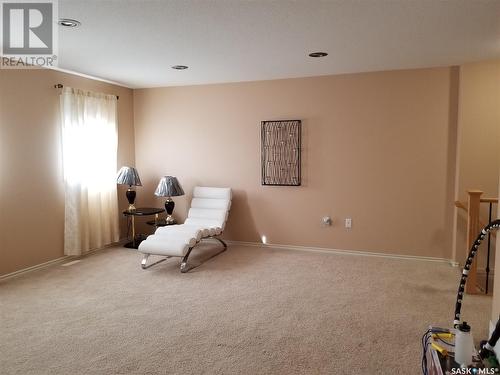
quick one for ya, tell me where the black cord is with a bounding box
[422,329,431,375]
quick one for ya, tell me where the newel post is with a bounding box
[466,190,483,294]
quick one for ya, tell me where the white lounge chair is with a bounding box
[138,186,231,272]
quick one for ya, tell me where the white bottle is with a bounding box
[455,322,473,367]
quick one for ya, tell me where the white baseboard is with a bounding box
[226,240,456,266]
[0,238,460,281]
[78,238,128,257]
[0,239,128,281]
[0,256,71,281]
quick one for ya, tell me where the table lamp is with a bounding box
[154,176,184,224]
[116,166,142,211]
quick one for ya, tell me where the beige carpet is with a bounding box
[0,242,492,375]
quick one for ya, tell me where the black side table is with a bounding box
[123,207,164,249]
[146,218,177,227]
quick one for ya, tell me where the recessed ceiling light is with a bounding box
[172,65,188,70]
[58,18,81,28]
[308,52,328,58]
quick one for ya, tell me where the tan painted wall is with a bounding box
[133,67,458,258]
[0,69,135,276]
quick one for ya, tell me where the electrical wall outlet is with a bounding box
[322,216,332,226]
[345,218,352,229]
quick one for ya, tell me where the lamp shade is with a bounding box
[116,166,142,186]
[154,176,184,197]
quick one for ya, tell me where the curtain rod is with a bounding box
[54,84,119,100]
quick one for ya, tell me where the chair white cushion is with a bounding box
[145,231,197,247]
[193,187,231,200]
[184,217,224,232]
[155,225,202,242]
[191,198,231,211]
[188,208,227,221]
[138,237,191,257]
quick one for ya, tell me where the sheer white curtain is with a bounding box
[60,87,119,256]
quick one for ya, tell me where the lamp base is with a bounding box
[164,197,175,223]
[126,188,137,212]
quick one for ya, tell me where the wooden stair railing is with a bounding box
[456,200,499,233]
[455,190,498,294]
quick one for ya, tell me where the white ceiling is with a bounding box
[58,0,500,88]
